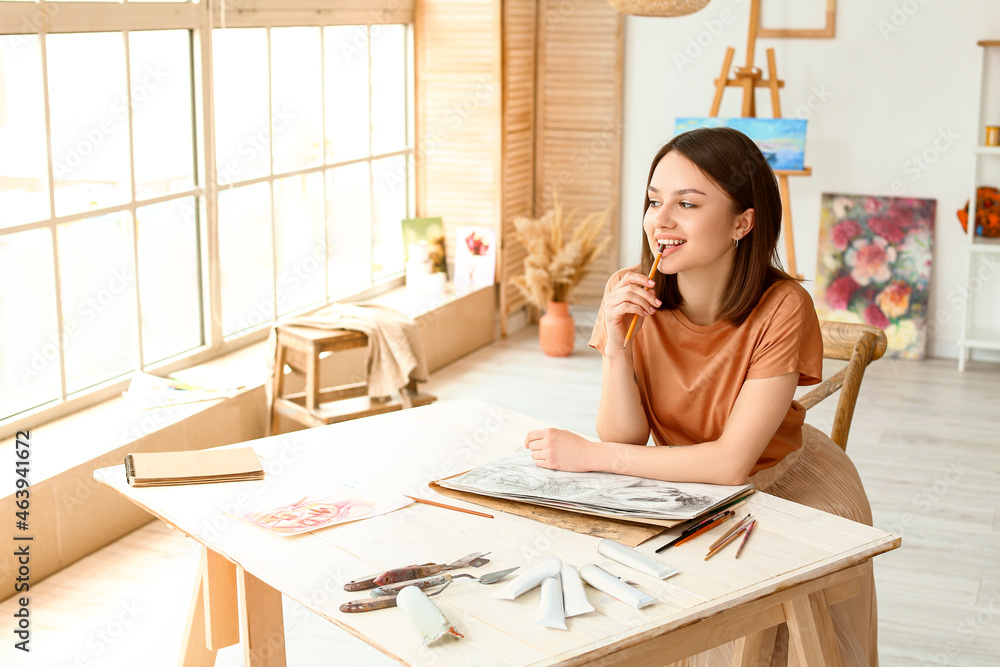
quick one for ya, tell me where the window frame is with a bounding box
[0,1,416,438]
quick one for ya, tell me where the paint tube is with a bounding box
[579,564,657,609]
[536,574,567,630]
[560,565,595,617]
[396,585,464,646]
[491,556,561,600]
[597,539,680,580]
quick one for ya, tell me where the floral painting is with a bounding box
[454,226,496,289]
[815,194,935,359]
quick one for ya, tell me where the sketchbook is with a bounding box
[436,448,752,521]
[124,447,264,487]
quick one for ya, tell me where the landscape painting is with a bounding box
[674,117,808,171]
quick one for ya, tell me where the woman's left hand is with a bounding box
[524,428,598,472]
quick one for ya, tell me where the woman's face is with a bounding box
[643,151,746,277]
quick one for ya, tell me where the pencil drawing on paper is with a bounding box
[440,448,747,520]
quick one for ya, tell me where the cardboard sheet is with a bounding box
[429,482,674,547]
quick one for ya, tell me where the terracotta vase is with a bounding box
[539,301,575,357]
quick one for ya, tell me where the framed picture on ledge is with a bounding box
[454,226,496,290]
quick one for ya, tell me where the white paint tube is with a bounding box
[491,556,562,600]
[396,585,464,646]
[560,565,595,617]
[597,538,680,580]
[579,564,657,609]
[536,574,568,630]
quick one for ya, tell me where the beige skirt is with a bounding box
[666,424,878,667]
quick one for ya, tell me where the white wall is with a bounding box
[620,0,1000,359]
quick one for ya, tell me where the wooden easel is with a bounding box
[709,0,810,279]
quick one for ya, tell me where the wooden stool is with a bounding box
[267,324,436,435]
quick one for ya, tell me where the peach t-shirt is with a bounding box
[589,273,823,474]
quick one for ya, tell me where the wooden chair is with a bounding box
[797,321,888,452]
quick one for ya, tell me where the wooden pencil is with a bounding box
[405,496,494,519]
[708,513,753,551]
[622,246,664,349]
[734,520,756,558]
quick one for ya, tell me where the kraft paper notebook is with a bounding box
[124,447,264,487]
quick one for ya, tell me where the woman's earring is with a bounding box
[733,237,739,249]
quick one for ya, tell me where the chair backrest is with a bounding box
[797,321,888,452]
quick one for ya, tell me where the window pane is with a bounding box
[326,163,371,297]
[270,27,323,174]
[137,198,201,363]
[274,173,325,315]
[0,36,49,228]
[370,24,407,155]
[371,155,406,279]
[0,229,59,418]
[58,212,138,394]
[214,29,269,184]
[219,183,273,336]
[324,26,369,163]
[130,30,195,200]
[48,33,131,217]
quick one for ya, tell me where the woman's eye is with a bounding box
[679,201,695,209]
[648,200,662,208]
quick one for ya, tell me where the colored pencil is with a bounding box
[734,520,756,558]
[655,509,734,553]
[622,246,664,350]
[704,520,753,561]
[672,512,734,547]
[707,513,753,551]
[405,496,493,519]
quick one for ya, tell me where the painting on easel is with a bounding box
[675,117,808,171]
[815,193,935,360]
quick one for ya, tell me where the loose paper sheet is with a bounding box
[237,482,412,536]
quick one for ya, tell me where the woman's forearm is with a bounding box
[595,350,650,445]
[591,438,752,486]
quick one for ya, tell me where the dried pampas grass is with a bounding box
[509,190,611,310]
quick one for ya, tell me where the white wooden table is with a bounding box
[93,399,899,666]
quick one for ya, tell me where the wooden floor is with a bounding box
[3,321,999,666]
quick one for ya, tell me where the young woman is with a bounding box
[524,127,877,665]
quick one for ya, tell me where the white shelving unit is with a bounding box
[958,40,1000,371]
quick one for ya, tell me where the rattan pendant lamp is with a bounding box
[607,0,710,17]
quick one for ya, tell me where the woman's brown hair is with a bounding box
[639,126,795,326]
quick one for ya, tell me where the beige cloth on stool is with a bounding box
[268,303,429,400]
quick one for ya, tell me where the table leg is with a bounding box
[782,590,842,667]
[179,553,219,667]
[237,566,288,667]
[204,548,240,650]
[731,625,778,667]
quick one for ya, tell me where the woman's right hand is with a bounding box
[603,271,661,352]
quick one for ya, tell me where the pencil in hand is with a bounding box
[622,243,665,350]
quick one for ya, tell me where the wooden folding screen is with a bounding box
[416,0,623,334]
